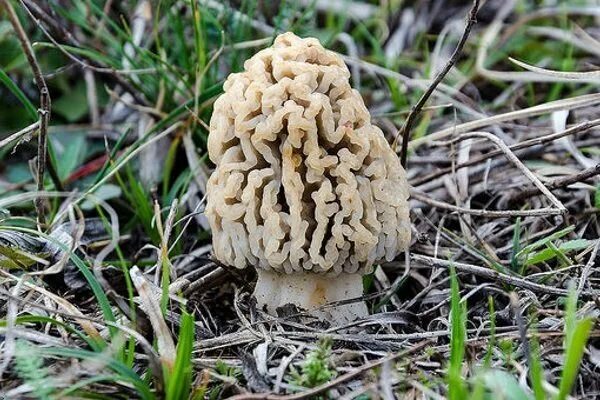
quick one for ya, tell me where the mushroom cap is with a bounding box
[206,32,410,275]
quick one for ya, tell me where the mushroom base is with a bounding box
[253,269,368,324]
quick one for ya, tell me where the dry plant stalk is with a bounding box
[2,0,64,226]
[395,0,481,167]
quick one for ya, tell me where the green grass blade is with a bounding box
[564,284,578,351]
[86,82,222,197]
[56,374,123,398]
[511,217,521,271]
[0,69,38,121]
[555,284,594,400]
[91,127,132,186]
[557,318,594,400]
[122,165,160,244]
[448,267,467,400]
[39,346,155,400]
[165,311,195,400]
[4,315,104,351]
[34,42,117,66]
[516,226,575,260]
[0,227,117,337]
[529,329,545,400]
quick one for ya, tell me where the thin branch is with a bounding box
[395,0,480,168]
[510,163,600,203]
[577,241,599,298]
[411,130,568,217]
[445,131,566,213]
[411,254,596,298]
[3,0,52,225]
[0,121,39,149]
[411,190,563,217]
[411,119,600,186]
[182,267,227,295]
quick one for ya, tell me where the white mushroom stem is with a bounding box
[253,269,368,324]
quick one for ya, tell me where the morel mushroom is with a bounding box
[206,32,410,324]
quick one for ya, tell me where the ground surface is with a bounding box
[1,0,600,399]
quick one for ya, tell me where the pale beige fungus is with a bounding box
[206,32,410,322]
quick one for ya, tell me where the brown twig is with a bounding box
[411,119,600,186]
[411,254,597,298]
[411,190,564,217]
[395,0,480,168]
[183,267,228,295]
[577,241,599,297]
[2,0,56,225]
[442,131,567,213]
[510,163,600,203]
[0,121,40,149]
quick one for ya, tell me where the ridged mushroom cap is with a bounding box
[206,32,410,275]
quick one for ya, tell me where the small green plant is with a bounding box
[290,337,335,389]
[515,226,592,272]
[445,272,531,400]
[14,340,55,400]
[204,360,242,400]
[498,338,516,369]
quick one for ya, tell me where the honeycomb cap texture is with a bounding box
[206,32,410,275]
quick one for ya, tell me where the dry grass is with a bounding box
[0,0,599,399]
